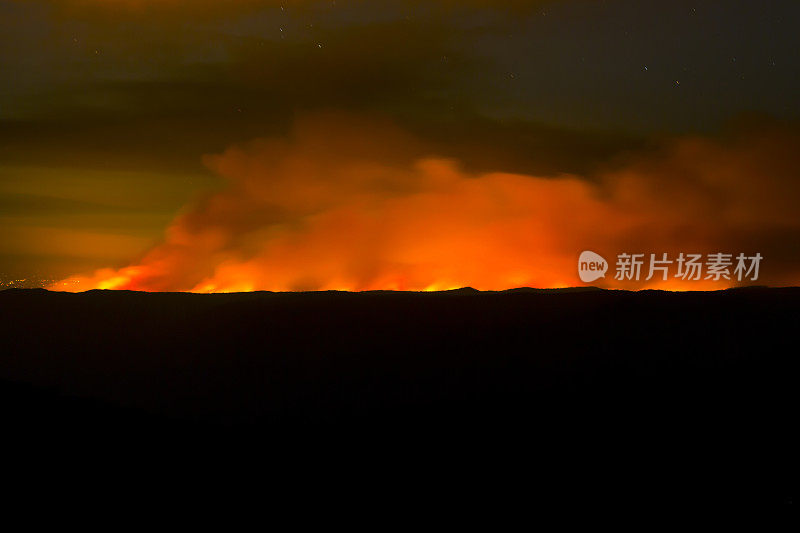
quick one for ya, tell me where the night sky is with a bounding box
[1,0,799,290]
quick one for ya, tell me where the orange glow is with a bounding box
[52,114,800,293]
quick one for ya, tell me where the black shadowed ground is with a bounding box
[0,287,796,508]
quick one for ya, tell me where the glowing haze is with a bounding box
[4,1,800,291]
[55,113,800,292]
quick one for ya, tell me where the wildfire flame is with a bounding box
[54,114,800,292]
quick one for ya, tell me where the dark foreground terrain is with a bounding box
[0,287,796,509]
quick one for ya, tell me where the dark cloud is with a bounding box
[1,0,799,285]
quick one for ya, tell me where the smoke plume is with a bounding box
[56,113,800,292]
